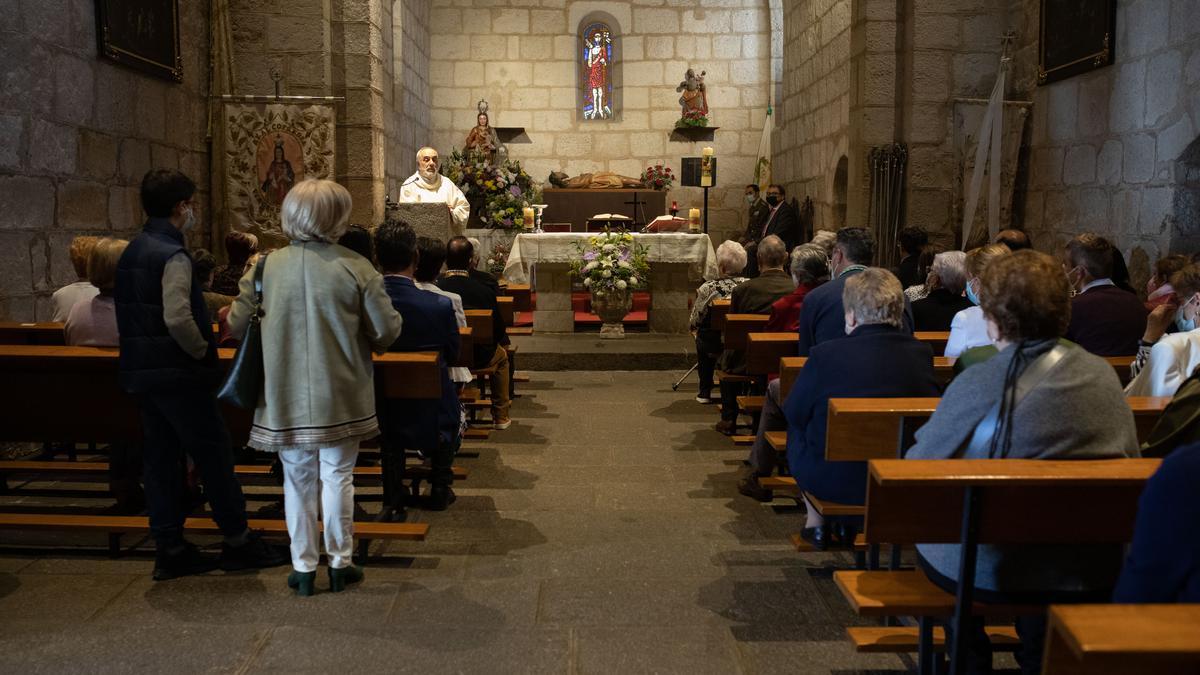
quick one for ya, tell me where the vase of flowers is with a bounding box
[443,151,542,230]
[570,229,651,339]
[675,109,709,128]
[485,242,509,279]
[640,164,675,190]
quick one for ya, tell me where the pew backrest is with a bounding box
[710,299,731,331]
[0,322,66,346]
[745,332,798,375]
[861,458,1158,545]
[496,296,515,327]
[914,331,950,355]
[464,309,494,343]
[501,283,533,312]
[722,314,770,351]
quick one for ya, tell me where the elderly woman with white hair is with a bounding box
[910,250,973,332]
[229,179,403,597]
[689,240,749,403]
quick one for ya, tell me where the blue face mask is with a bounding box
[1177,306,1197,332]
[965,279,980,306]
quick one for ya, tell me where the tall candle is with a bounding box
[688,208,701,233]
[702,146,714,157]
[523,207,535,230]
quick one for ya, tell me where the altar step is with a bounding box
[509,333,695,371]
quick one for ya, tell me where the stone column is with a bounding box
[531,263,574,333]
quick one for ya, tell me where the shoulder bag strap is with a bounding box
[958,343,1072,457]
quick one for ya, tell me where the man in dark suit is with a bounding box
[911,250,973,331]
[376,221,462,513]
[1063,233,1147,356]
[786,268,939,549]
[439,236,512,428]
[743,184,802,277]
[739,184,771,246]
[798,227,878,355]
[716,235,795,434]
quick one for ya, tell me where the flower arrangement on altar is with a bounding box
[569,229,651,295]
[443,150,542,230]
[485,242,509,278]
[675,109,709,129]
[640,164,675,190]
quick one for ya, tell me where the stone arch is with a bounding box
[576,11,623,122]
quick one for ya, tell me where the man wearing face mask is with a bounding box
[758,184,802,253]
[1126,264,1200,397]
[115,169,287,581]
[398,147,471,235]
[740,184,771,245]
[1062,233,1148,356]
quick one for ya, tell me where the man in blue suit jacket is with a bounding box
[375,221,462,515]
[785,268,939,549]
[797,227,914,355]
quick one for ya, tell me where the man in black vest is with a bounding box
[115,169,286,580]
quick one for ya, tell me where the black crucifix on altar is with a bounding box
[623,191,647,228]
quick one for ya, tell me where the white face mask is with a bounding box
[181,206,196,232]
[746,194,757,205]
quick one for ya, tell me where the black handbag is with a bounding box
[216,256,267,409]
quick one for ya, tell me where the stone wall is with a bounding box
[772,0,851,231]
[385,0,432,198]
[426,1,775,245]
[0,2,210,321]
[1014,0,1200,282]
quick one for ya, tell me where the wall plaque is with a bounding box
[95,0,182,83]
[1038,0,1117,85]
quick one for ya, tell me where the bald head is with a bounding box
[417,147,440,181]
[446,235,473,270]
[757,235,788,270]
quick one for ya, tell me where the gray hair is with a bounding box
[931,250,968,294]
[417,146,438,160]
[842,267,905,328]
[281,179,353,243]
[757,234,789,269]
[467,236,482,265]
[810,229,837,256]
[790,244,829,286]
[715,240,747,277]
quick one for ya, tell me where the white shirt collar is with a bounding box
[1081,278,1115,294]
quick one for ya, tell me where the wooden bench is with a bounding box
[778,356,958,401]
[833,458,1158,674]
[496,296,515,327]
[721,314,771,352]
[1106,356,1134,385]
[455,326,473,368]
[745,332,798,376]
[1042,603,1200,674]
[914,331,950,355]
[0,321,66,345]
[0,460,468,482]
[500,283,534,335]
[709,298,731,331]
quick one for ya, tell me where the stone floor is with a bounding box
[0,371,911,674]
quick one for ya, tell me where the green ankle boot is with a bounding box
[287,570,316,597]
[327,565,364,592]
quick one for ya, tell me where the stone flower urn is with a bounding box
[591,288,632,339]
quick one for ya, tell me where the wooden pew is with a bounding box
[709,298,731,331]
[456,326,474,368]
[721,314,770,352]
[500,283,532,312]
[463,309,494,344]
[778,356,958,401]
[745,332,798,376]
[0,322,66,345]
[0,460,468,482]
[1042,604,1200,675]
[915,331,950,355]
[833,458,1158,673]
[496,296,515,327]
[1106,356,1134,385]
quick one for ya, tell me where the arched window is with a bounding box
[578,15,620,121]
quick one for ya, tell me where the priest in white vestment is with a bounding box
[398,147,470,235]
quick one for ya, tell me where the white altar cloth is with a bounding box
[502,232,719,285]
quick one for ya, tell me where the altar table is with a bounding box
[503,232,718,333]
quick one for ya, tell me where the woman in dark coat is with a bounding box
[784,267,939,549]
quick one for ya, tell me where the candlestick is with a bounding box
[522,207,535,230]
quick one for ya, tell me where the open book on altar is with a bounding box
[590,213,630,220]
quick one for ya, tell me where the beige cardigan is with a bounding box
[228,241,402,451]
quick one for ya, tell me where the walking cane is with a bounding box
[671,362,700,391]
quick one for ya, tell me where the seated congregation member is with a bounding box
[765,244,828,332]
[895,226,928,288]
[911,250,972,332]
[797,227,876,355]
[1145,253,1189,310]
[736,244,829,500]
[337,223,375,262]
[1126,264,1200,397]
[715,236,794,435]
[466,236,501,293]
[907,249,1139,672]
[439,236,512,429]
[191,248,233,320]
[1063,233,1147,356]
[210,231,258,296]
[785,268,938,548]
[375,221,461,513]
[51,235,100,321]
[228,178,402,596]
[690,240,749,404]
[415,235,472,386]
[1112,440,1200,603]
[65,237,127,347]
[116,169,287,581]
[994,228,1031,251]
[901,246,941,302]
[944,243,1010,358]
[809,229,837,256]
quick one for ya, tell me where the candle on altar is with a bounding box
[702,147,714,157]
[688,208,701,233]
[522,207,535,230]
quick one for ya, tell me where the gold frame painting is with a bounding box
[95,0,182,83]
[1038,0,1117,85]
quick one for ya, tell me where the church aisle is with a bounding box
[0,372,906,674]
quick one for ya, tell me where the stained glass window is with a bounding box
[580,22,614,120]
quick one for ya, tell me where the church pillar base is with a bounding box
[648,263,692,334]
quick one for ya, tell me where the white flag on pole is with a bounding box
[755,107,773,191]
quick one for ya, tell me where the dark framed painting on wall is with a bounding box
[1038,0,1117,85]
[95,0,182,83]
